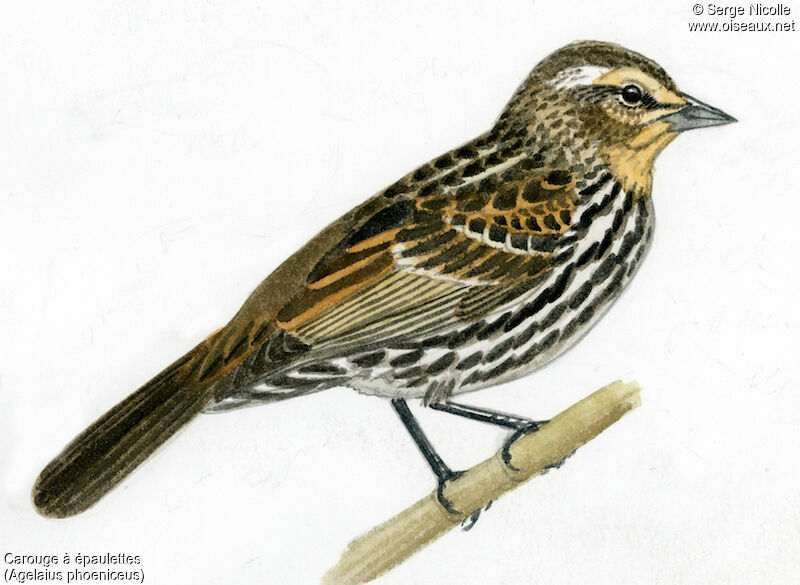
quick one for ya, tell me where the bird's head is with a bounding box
[500,41,736,196]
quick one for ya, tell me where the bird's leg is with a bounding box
[428,401,558,471]
[428,401,547,431]
[390,398,465,516]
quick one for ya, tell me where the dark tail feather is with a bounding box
[33,347,213,518]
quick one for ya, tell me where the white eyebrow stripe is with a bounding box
[551,66,610,90]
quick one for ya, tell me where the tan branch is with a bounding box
[323,380,642,585]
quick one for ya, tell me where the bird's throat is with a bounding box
[600,122,677,198]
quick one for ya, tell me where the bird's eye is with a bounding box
[620,84,643,105]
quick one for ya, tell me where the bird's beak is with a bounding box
[659,94,737,132]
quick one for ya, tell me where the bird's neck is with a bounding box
[598,122,678,198]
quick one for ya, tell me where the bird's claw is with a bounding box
[437,473,494,531]
[461,509,481,531]
[435,470,465,515]
[501,420,549,471]
[541,449,576,474]
[460,500,493,531]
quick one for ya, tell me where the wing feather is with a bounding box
[203,161,584,385]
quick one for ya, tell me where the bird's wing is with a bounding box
[274,166,581,350]
[193,163,583,384]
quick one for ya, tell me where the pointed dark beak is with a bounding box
[659,94,737,132]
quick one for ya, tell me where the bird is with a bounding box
[33,40,735,519]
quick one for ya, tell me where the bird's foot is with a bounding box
[436,471,492,532]
[436,471,494,531]
[501,419,549,471]
[435,470,465,515]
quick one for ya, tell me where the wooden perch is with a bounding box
[323,380,642,585]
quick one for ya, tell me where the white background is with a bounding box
[2,2,798,584]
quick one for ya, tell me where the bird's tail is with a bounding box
[33,344,213,518]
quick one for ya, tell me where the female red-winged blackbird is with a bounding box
[33,40,734,519]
